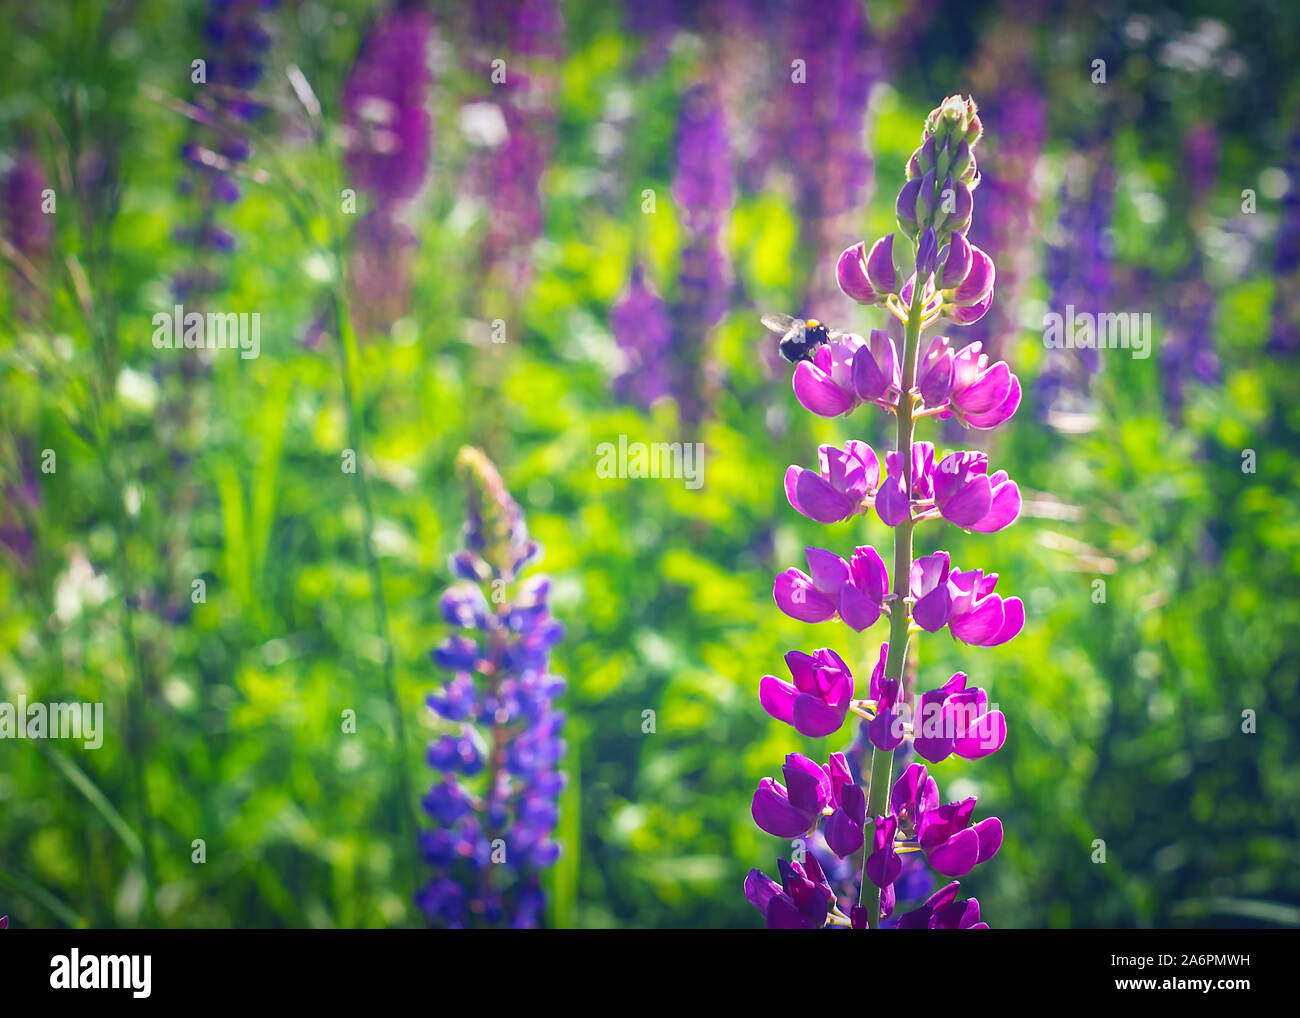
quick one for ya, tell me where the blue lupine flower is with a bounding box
[419,448,566,928]
[173,0,278,296]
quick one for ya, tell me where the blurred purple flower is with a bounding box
[610,264,674,407]
[1038,140,1116,416]
[1161,122,1221,414]
[762,0,877,317]
[466,0,564,302]
[1185,122,1220,208]
[671,81,734,422]
[1,147,52,317]
[341,7,435,334]
[960,0,1048,362]
[673,83,734,243]
[343,8,434,208]
[1270,125,1300,356]
[173,0,278,297]
[203,0,277,118]
[347,209,419,335]
[0,443,41,567]
[610,79,733,419]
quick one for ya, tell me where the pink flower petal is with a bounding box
[926,828,980,878]
[793,361,855,417]
[759,675,797,725]
[774,570,837,623]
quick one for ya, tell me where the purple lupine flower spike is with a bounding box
[959,3,1048,364]
[466,0,564,304]
[759,0,876,319]
[670,80,733,422]
[1160,122,1221,414]
[343,7,434,334]
[343,9,434,207]
[173,0,278,299]
[610,263,674,407]
[1,143,53,318]
[747,95,1022,930]
[609,79,732,419]
[1269,117,1300,356]
[420,448,565,928]
[1038,132,1116,416]
[0,442,42,569]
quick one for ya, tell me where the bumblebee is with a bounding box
[761,312,842,364]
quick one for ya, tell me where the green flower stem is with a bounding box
[77,253,160,926]
[327,275,419,913]
[273,126,422,912]
[104,456,159,927]
[860,277,926,929]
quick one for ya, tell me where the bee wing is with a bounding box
[825,328,844,340]
[761,312,798,333]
